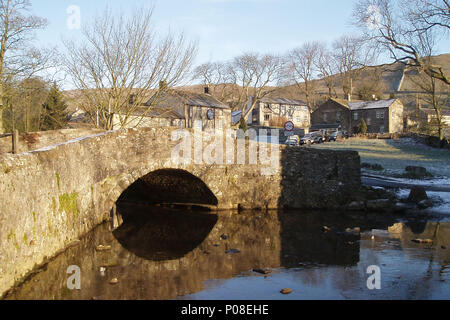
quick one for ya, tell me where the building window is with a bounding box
[264,114,270,121]
[354,112,359,121]
[376,111,385,119]
[367,118,372,125]
[296,117,301,123]
[296,106,301,112]
[303,106,309,111]
[304,116,308,122]
[336,111,341,119]
[323,113,328,122]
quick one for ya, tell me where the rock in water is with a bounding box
[408,187,428,204]
[405,166,429,178]
[418,200,433,209]
[253,269,271,275]
[280,288,293,295]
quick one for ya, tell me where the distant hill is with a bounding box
[63,54,450,113]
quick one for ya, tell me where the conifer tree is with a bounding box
[360,119,367,135]
[40,83,68,130]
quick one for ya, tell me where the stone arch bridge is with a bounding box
[0,127,361,296]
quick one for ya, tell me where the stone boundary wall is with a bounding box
[0,127,361,296]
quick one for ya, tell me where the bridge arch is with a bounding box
[117,168,219,207]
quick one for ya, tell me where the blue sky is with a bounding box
[32,0,450,65]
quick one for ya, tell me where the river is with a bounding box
[3,204,450,300]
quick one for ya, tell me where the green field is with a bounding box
[312,138,450,178]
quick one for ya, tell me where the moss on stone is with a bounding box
[51,198,57,215]
[7,230,19,250]
[2,165,10,174]
[55,173,61,190]
[23,233,28,246]
[59,192,80,218]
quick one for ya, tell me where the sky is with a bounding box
[30,0,450,81]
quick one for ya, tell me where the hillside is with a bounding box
[63,54,450,113]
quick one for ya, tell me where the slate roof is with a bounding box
[348,99,398,111]
[145,90,230,109]
[130,107,185,119]
[258,97,307,106]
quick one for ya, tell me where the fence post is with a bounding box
[12,129,19,154]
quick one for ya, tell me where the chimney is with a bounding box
[204,86,210,95]
[159,80,168,90]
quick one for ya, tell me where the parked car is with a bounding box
[313,135,325,144]
[299,133,315,145]
[328,131,347,142]
[285,135,300,146]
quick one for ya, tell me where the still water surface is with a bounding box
[4,205,450,300]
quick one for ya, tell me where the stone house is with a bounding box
[312,98,404,134]
[246,96,311,132]
[349,99,404,134]
[310,98,352,133]
[113,88,232,130]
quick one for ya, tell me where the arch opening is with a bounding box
[112,169,219,260]
[117,169,218,208]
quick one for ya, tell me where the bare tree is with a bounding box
[332,35,376,99]
[411,63,450,142]
[0,0,49,133]
[286,42,321,109]
[353,0,450,84]
[62,7,197,130]
[192,61,233,102]
[405,0,449,33]
[316,44,339,98]
[227,52,284,122]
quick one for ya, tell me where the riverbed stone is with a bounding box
[280,288,293,294]
[417,200,433,209]
[408,187,428,203]
[405,166,431,178]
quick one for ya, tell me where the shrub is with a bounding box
[360,119,367,134]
